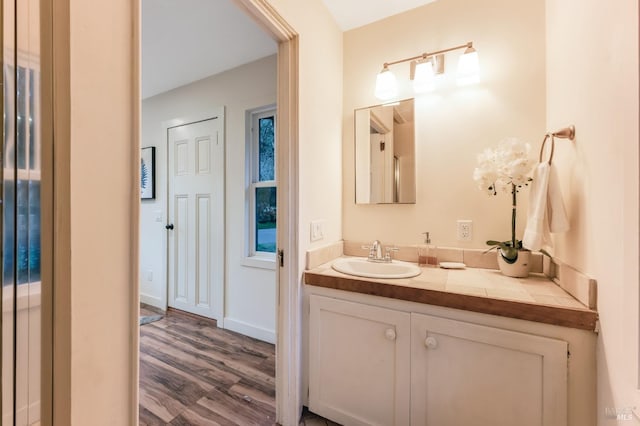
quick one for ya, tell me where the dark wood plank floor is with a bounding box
[139,305,339,426]
[139,306,276,425]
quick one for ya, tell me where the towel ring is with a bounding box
[539,133,555,165]
[539,125,576,165]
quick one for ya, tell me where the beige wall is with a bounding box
[66,0,137,423]
[268,0,344,259]
[60,0,344,421]
[262,0,343,421]
[65,0,343,422]
[342,0,546,249]
[140,55,277,342]
[546,0,640,423]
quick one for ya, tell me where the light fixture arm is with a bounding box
[375,41,478,100]
[383,42,473,68]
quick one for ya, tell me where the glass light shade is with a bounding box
[413,60,435,93]
[457,47,480,86]
[375,67,398,101]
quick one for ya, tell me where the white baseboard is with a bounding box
[223,317,276,344]
[140,293,165,311]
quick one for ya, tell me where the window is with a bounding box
[247,106,276,260]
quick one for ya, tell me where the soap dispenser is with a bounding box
[418,232,438,267]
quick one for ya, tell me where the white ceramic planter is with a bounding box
[497,249,531,278]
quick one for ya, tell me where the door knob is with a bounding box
[165,224,174,230]
[384,328,397,341]
[425,336,438,349]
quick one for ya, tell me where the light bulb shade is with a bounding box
[457,47,480,86]
[375,68,398,100]
[413,60,435,93]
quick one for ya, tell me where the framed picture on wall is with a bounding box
[141,146,155,200]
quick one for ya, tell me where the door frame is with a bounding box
[229,2,300,423]
[133,0,301,424]
[163,109,226,323]
[47,0,302,423]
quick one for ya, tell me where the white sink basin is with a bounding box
[332,257,421,279]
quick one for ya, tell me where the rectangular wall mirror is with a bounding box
[354,99,416,204]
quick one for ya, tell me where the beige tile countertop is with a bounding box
[304,257,598,331]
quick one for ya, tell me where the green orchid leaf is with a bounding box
[486,239,519,261]
[500,245,518,261]
[482,246,499,254]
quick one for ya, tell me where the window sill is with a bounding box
[242,255,277,270]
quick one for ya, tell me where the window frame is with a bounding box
[245,104,277,268]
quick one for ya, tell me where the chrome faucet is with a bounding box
[362,240,398,263]
[371,240,382,260]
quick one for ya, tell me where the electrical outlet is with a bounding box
[457,220,473,241]
[310,220,325,242]
[146,269,153,282]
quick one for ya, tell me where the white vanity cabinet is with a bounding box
[308,295,572,426]
[410,313,568,426]
[308,295,411,426]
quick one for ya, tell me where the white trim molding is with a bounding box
[223,317,276,344]
[140,293,164,310]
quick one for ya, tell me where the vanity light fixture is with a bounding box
[412,58,436,93]
[457,44,480,85]
[374,41,480,100]
[374,65,398,101]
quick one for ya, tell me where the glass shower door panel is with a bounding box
[2,0,16,422]
[0,0,52,420]
[14,0,43,421]
[15,66,41,425]
[3,0,45,423]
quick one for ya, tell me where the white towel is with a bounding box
[522,162,569,251]
[547,165,570,233]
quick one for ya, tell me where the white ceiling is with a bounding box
[141,0,277,99]
[321,0,438,31]
[142,0,437,98]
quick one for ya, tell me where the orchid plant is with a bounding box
[473,138,535,262]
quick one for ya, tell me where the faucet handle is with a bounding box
[385,246,399,261]
[361,245,376,259]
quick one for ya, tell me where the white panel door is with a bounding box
[370,134,385,203]
[309,295,411,426]
[411,313,568,426]
[167,116,224,320]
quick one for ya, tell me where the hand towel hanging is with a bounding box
[523,133,570,251]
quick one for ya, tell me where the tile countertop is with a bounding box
[304,257,598,331]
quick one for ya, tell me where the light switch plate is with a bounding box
[310,220,325,242]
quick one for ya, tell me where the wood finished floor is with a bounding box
[139,306,276,425]
[139,305,339,426]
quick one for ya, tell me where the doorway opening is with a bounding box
[137,0,296,423]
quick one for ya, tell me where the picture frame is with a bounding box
[141,146,156,200]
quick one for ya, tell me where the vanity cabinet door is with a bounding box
[309,295,410,426]
[410,313,568,426]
